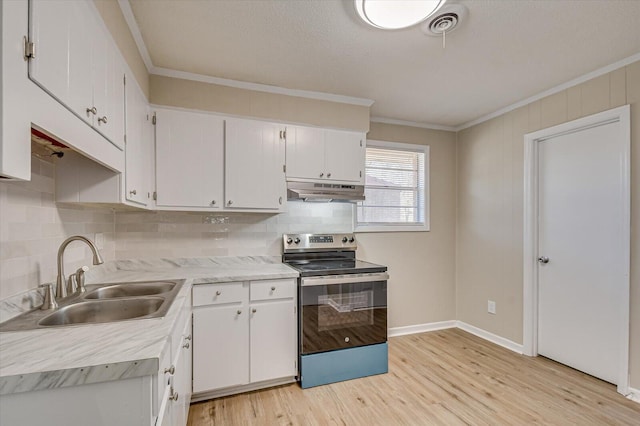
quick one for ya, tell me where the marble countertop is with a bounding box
[0,256,299,396]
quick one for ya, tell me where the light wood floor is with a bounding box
[187,329,640,425]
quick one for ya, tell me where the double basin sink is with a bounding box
[0,281,182,332]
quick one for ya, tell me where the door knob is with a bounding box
[538,256,550,264]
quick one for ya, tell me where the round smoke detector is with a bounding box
[421,3,467,37]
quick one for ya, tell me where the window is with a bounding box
[356,140,429,232]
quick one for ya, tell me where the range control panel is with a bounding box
[283,233,356,252]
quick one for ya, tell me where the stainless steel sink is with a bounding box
[0,280,182,331]
[38,298,165,326]
[83,281,176,299]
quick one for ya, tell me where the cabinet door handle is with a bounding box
[129,189,137,196]
[228,200,233,205]
[182,342,190,349]
[185,334,192,341]
[86,107,97,115]
[319,173,324,178]
[279,196,283,205]
[164,365,175,375]
[98,116,108,124]
[252,308,257,313]
[327,173,331,178]
[271,286,276,291]
[169,388,179,401]
[237,309,242,315]
[215,290,221,296]
[211,200,216,205]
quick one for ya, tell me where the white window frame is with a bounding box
[355,140,430,233]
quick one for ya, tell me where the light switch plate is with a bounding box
[488,300,496,314]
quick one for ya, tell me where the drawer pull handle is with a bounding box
[271,286,276,291]
[86,106,97,115]
[237,310,242,315]
[215,291,221,296]
[252,308,257,313]
[183,342,190,349]
[164,365,175,375]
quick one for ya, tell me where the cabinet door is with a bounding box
[225,119,286,210]
[171,317,192,426]
[250,300,297,383]
[29,0,93,124]
[103,44,126,149]
[285,126,325,180]
[124,79,150,206]
[324,129,365,183]
[193,305,249,392]
[155,108,224,209]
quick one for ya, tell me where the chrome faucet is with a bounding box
[56,236,104,299]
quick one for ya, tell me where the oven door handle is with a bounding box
[301,272,389,287]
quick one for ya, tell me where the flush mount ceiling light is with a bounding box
[355,0,448,30]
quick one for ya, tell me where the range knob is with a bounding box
[349,236,355,243]
[294,237,301,244]
[342,237,348,243]
[286,238,293,244]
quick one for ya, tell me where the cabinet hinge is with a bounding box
[152,113,157,125]
[153,191,157,201]
[23,37,35,60]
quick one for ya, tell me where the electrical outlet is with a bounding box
[488,300,496,315]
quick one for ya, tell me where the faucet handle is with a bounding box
[67,274,78,294]
[75,266,89,293]
[39,283,58,310]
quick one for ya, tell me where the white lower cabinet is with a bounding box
[192,279,297,398]
[157,315,193,426]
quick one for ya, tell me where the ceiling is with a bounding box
[127,0,640,128]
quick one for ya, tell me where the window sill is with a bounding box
[355,224,429,233]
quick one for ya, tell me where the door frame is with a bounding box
[522,105,631,395]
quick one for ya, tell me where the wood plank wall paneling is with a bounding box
[456,60,640,389]
[187,329,640,425]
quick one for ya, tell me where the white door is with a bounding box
[249,300,297,383]
[324,129,365,183]
[285,125,325,180]
[225,119,285,210]
[192,305,249,392]
[155,108,224,209]
[537,117,629,384]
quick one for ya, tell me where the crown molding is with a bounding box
[118,0,154,72]
[118,0,373,107]
[455,51,640,131]
[370,116,456,132]
[150,67,374,107]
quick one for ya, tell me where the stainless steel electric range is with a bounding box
[282,233,389,389]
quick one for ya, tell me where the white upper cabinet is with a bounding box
[29,0,125,150]
[125,78,153,206]
[285,125,365,184]
[225,118,286,211]
[155,108,224,210]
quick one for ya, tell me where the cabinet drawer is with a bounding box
[193,282,246,307]
[250,279,296,302]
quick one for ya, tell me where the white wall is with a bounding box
[456,60,640,388]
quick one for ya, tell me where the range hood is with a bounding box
[287,181,365,202]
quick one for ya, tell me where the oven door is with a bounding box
[300,272,388,355]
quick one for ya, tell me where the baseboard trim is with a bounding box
[626,387,640,403]
[388,321,457,338]
[455,321,524,354]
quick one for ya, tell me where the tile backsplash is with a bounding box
[0,155,353,300]
[0,156,116,299]
[115,202,354,259]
